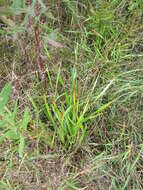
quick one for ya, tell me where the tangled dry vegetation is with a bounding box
[0,0,143,189]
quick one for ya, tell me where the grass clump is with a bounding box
[42,67,113,150]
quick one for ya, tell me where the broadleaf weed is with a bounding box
[0,83,30,157]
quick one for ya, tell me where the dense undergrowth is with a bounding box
[0,0,143,189]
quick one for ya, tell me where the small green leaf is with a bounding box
[0,83,12,113]
[4,130,19,140]
[95,101,113,114]
[19,134,25,158]
[21,108,30,130]
[11,0,24,8]
[72,66,77,82]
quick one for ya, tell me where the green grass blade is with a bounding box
[0,83,12,113]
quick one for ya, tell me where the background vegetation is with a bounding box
[0,0,143,189]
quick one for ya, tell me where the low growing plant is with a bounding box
[0,83,30,157]
[43,67,113,150]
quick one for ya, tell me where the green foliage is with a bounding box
[0,84,30,157]
[84,1,115,55]
[43,67,113,149]
[0,83,12,113]
[11,0,24,8]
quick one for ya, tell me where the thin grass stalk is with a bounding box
[29,0,46,88]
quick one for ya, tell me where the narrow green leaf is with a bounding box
[95,101,113,114]
[19,134,25,158]
[44,96,57,127]
[21,108,30,130]
[0,83,12,113]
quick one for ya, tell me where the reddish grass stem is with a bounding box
[28,0,46,88]
[34,27,44,71]
[29,0,32,5]
[20,39,31,71]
